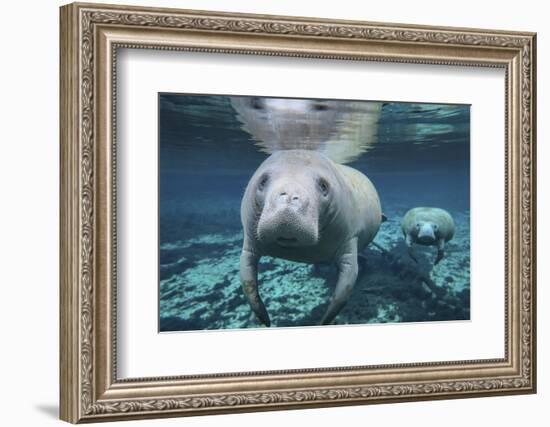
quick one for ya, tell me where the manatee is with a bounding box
[231,97,382,164]
[240,149,383,326]
[401,207,455,265]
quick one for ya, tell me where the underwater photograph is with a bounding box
[159,94,470,332]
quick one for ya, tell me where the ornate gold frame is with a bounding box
[59,2,537,423]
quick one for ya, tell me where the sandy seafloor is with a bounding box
[159,194,470,332]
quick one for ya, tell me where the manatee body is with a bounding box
[240,149,383,326]
[401,207,455,265]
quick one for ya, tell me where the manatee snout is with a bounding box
[272,184,310,213]
[416,222,438,244]
[257,183,319,247]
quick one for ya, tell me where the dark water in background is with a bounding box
[159,94,470,332]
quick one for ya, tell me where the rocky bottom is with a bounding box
[159,202,470,331]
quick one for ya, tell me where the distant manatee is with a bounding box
[240,149,383,326]
[401,207,455,265]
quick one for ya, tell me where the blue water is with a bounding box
[159,94,470,332]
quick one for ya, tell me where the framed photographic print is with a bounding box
[59,2,537,423]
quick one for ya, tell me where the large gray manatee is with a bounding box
[240,149,383,326]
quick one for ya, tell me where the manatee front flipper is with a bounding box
[321,238,359,325]
[240,239,270,326]
[405,234,418,263]
[435,239,445,265]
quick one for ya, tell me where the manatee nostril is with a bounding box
[277,192,289,205]
[276,191,303,206]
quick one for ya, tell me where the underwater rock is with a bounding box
[160,256,191,281]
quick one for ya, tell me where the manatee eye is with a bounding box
[312,102,328,111]
[433,224,439,231]
[257,174,269,191]
[416,223,421,229]
[250,97,265,110]
[318,178,330,197]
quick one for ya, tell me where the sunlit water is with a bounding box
[159,94,470,332]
